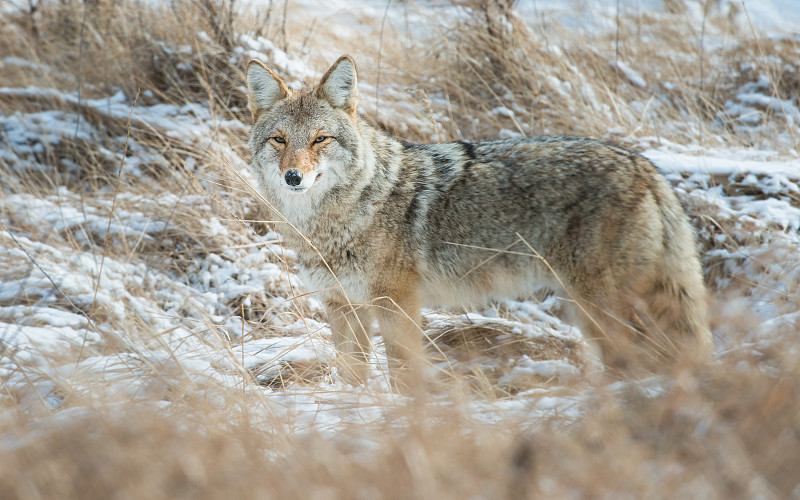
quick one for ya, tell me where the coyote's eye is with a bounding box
[270,136,286,145]
[312,135,329,144]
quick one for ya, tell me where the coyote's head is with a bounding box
[246,56,360,198]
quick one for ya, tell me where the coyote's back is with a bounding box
[246,55,712,389]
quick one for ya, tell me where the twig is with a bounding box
[72,1,89,146]
[74,0,93,252]
[279,0,289,52]
[614,0,621,93]
[375,0,393,123]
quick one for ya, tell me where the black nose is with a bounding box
[285,169,302,187]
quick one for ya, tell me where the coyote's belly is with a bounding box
[418,256,560,307]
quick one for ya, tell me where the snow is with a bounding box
[491,106,516,119]
[515,0,800,36]
[0,323,101,354]
[612,60,647,88]
[1,306,88,328]
[738,0,800,35]
[498,357,581,384]
[232,331,336,374]
[645,149,800,178]
[238,35,318,85]
[744,198,800,232]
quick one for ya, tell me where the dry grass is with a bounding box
[2,354,799,499]
[1,0,799,498]
[420,1,800,153]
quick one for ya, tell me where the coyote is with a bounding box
[245,55,712,389]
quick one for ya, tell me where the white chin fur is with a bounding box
[266,161,332,224]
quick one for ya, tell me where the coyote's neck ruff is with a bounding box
[246,56,712,390]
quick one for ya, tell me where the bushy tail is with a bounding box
[642,183,713,365]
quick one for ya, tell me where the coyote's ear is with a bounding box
[246,59,289,121]
[317,56,358,115]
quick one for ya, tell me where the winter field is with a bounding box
[1,0,799,497]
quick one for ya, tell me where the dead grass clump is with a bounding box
[5,349,799,500]
[482,347,800,498]
[0,407,278,500]
[254,359,329,388]
[681,177,799,306]
[226,289,325,328]
[4,0,251,119]
[421,0,799,152]
[0,402,519,500]
[435,3,691,141]
[240,201,276,237]
[226,293,276,323]
[427,315,584,394]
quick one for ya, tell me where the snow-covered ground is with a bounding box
[1,0,799,495]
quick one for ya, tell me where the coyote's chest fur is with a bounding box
[282,210,375,304]
[246,55,712,386]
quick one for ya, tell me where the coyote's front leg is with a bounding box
[325,297,373,385]
[373,289,426,393]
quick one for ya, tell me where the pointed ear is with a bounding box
[246,59,289,121]
[316,56,358,114]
